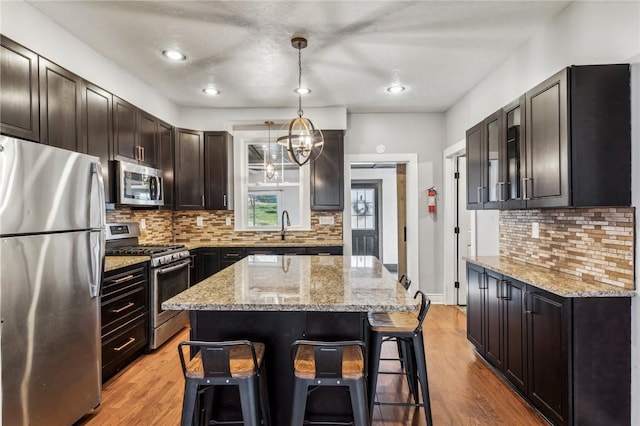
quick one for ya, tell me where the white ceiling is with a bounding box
[27,1,571,113]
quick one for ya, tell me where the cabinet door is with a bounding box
[113,96,139,163]
[484,271,503,369]
[39,58,83,152]
[466,263,485,353]
[175,128,204,209]
[483,111,503,209]
[0,36,39,142]
[501,96,527,209]
[502,278,527,392]
[525,68,569,208]
[157,120,173,208]
[200,249,221,280]
[138,111,157,167]
[189,250,201,287]
[526,287,569,425]
[311,130,344,210]
[466,122,484,210]
[81,82,113,203]
[204,131,233,210]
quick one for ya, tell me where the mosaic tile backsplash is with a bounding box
[499,208,634,289]
[106,208,343,245]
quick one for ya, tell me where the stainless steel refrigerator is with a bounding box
[0,135,106,425]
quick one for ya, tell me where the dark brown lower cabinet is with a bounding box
[101,263,149,382]
[466,263,630,426]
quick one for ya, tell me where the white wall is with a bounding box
[443,2,640,422]
[350,168,398,265]
[346,113,445,295]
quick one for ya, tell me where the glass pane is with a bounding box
[506,107,521,201]
[351,216,358,229]
[247,193,278,227]
[487,118,499,202]
[365,216,373,229]
[357,216,366,229]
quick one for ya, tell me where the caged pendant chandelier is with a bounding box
[264,121,276,180]
[277,37,324,166]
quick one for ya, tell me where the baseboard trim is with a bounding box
[426,293,444,304]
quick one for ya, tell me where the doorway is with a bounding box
[351,181,382,259]
[455,156,469,305]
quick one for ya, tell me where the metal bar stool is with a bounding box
[290,340,368,426]
[367,290,433,425]
[178,340,271,426]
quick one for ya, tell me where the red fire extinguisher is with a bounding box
[427,187,437,213]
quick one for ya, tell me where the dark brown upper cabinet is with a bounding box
[311,130,344,210]
[204,131,234,210]
[39,58,83,152]
[466,111,502,210]
[467,64,630,210]
[81,81,113,203]
[113,96,157,168]
[138,111,158,168]
[157,120,174,209]
[0,36,39,142]
[174,128,204,209]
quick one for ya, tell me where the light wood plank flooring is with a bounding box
[76,306,547,425]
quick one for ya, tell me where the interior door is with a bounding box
[456,156,470,305]
[351,182,381,258]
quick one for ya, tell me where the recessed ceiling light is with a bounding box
[162,49,186,61]
[295,87,311,95]
[387,85,406,94]
[203,87,220,96]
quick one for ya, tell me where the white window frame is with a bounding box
[234,133,311,232]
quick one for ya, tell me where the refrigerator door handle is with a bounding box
[89,230,105,298]
[90,162,106,229]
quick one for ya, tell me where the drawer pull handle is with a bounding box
[226,253,240,257]
[111,302,135,313]
[113,337,136,352]
[113,274,134,284]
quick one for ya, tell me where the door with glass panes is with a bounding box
[351,182,381,258]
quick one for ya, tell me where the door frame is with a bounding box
[344,153,419,289]
[443,140,476,305]
[350,180,383,259]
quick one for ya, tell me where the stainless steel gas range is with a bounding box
[105,223,190,349]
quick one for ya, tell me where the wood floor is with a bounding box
[76,306,547,425]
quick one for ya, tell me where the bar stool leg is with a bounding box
[412,333,433,426]
[290,378,309,426]
[259,368,271,426]
[238,378,261,426]
[368,332,384,421]
[349,380,369,426]
[181,380,199,426]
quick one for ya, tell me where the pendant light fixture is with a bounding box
[264,121,276,180]
[277,37,324,167]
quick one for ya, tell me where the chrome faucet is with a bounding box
[281,210,291,240]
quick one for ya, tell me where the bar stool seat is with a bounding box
[179,340,270,426]
[290,340,368,426]
[368,290,433,426]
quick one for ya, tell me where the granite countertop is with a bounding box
[464,256,635,298]
[183,240,344,250]
[163,255,417,313]
[104,256,149,272]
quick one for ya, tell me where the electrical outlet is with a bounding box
[319,216,334,225]
[196,216,204,227]
[139,219,146,230]
[225,217,232,226]
[531,222,539,239]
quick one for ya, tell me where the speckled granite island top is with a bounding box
[104,256,149,272]
[464,256,635,298]
[163,255,417,312]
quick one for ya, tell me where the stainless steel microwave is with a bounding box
[116,161,164,206]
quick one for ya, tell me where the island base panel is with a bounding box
[190,310,368,425]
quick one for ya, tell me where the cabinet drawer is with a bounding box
[220,247,245,261]
[102,264,147,298]
[102,315,147,381]
[305,246,343,255]
[101,286,146,335]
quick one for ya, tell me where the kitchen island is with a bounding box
[163,254,416,424]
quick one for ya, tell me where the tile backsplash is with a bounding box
[500,208,634,289]
[106,208,343,245]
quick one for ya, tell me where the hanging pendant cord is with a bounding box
[297,46,303,118]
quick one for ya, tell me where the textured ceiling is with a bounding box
[27,1,570,113]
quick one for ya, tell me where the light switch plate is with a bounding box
[531,222,539,238]
[196,216,204,227]
[139,219,146,230]
[225,217,232,226]
[319,216,334,225]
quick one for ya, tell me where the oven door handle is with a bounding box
[156,259,191,275]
